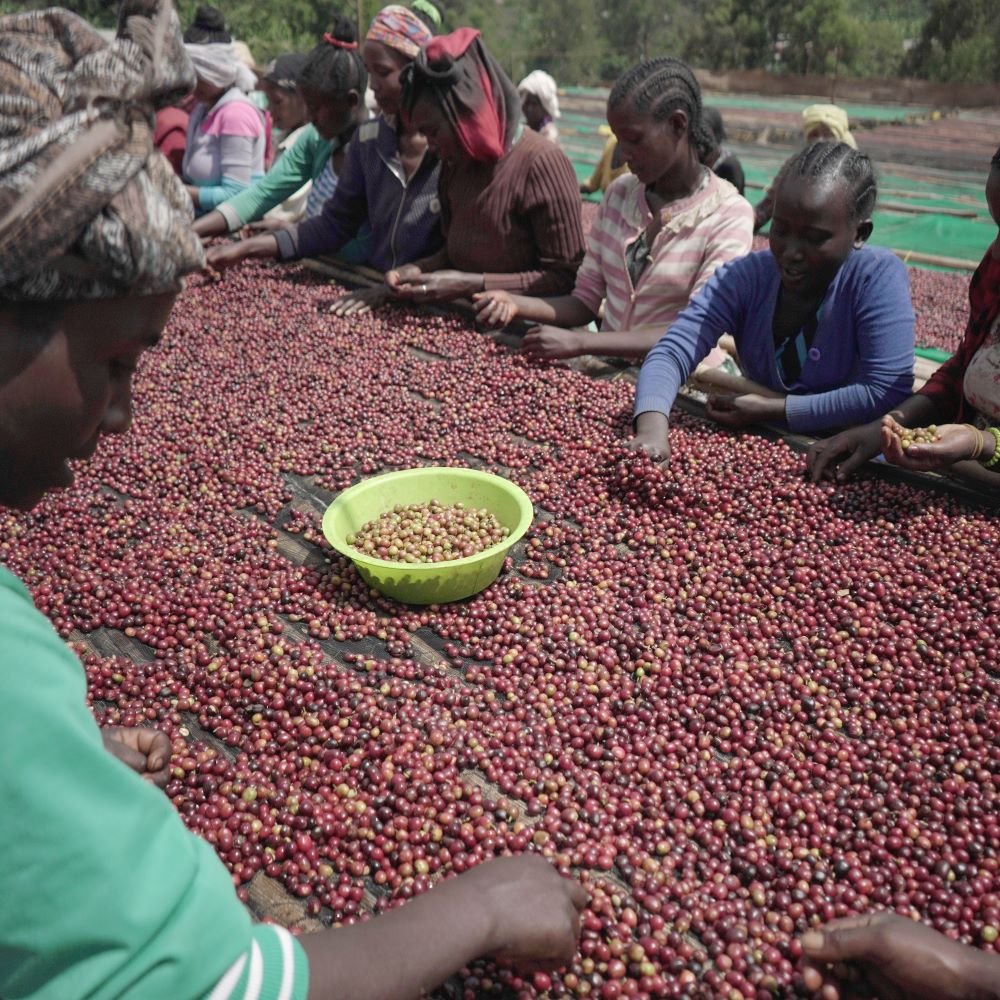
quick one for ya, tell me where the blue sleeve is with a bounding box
[784,253,915,433]
[634,256,751,418]
[277,133,369,262]
[197,175,253,211]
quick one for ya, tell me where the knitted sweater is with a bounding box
[634,246,915,434]
[437,129,584,295]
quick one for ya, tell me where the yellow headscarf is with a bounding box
[801,104,857,149]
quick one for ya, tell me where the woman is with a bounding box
[0,5,585,998]
[580,125,628,196]
[754,102,856,233]
[204,5,442,316]
[809,146,1000,489]
[519,69,560,144]
[252,52,312,225]
[473,58,754,362]
[182,6,268,214]
[385,28,585,304]
[628,142,915,464]
[702,105,745,195]
[195,17,370,263]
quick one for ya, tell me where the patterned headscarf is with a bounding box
[367,5,433,61]
[518,70,559,121]
[401,28,520,163]
[0,1,205,302]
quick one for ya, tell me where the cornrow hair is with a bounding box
[780,141,878,221]
[299,13,367,98]
[608,58,712,163]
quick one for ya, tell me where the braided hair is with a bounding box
[608,58,711,162]
[183,4,230,44]
[299,14,367,99]
[779,141,878,221]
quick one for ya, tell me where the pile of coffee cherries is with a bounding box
[3,257,996,1000]
[349,500,508,563]
[898,425,942,450]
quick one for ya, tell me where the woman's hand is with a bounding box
[880,416,991,471]
[205,241,253,272]
[800,912,1000,1000]
[474,290,519,328]
[522,326,583,360]
[465,856,587,970]
[241,217,293,235]
[389,269,484,302]
[102,726,172,788]
[205,234,278,272]
[807,422,882,483]
[626,412,671,466]
[329,285,390,317]
[385,264,422,291]
[706,392,785,427]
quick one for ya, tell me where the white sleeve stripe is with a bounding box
[207,954,247,1000]
[273,925,297,1000]
[245,939,264,1000]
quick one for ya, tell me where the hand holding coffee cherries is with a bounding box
[880,415,996,472]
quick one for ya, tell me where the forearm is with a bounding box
[485,265,578,296]
[414,248,451,273]
[578,324,667,359]
[303,881,492,1000]
[232,234,280,262]
[888,393,945,427]
[513,294,596,326]
[193,210,228,238]
[948,458,1000,491]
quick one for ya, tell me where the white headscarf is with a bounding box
[184,41,256,91]
[518,70,559,121]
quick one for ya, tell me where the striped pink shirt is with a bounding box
[572,169,753,332]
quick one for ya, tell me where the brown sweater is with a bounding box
[438,129,584,295]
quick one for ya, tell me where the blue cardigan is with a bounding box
[633,245,915,434]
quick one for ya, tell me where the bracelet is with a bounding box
[964,423,984,461]
[982,426,1000,468]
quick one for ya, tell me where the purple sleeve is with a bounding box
[783,253,915,433]
[277,135,368,262]
[634,257,751,418]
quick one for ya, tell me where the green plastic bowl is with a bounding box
[322,467,534,604]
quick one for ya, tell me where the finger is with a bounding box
[801,961,827,992]
[110,739,148,772]
[567,879,589,910]
[146,733,172,772]
[800,918,885,963]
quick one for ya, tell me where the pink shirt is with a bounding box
[572,170,753,332]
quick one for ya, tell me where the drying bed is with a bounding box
[4,261,997,999]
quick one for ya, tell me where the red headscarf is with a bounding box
[402,28,519,163]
